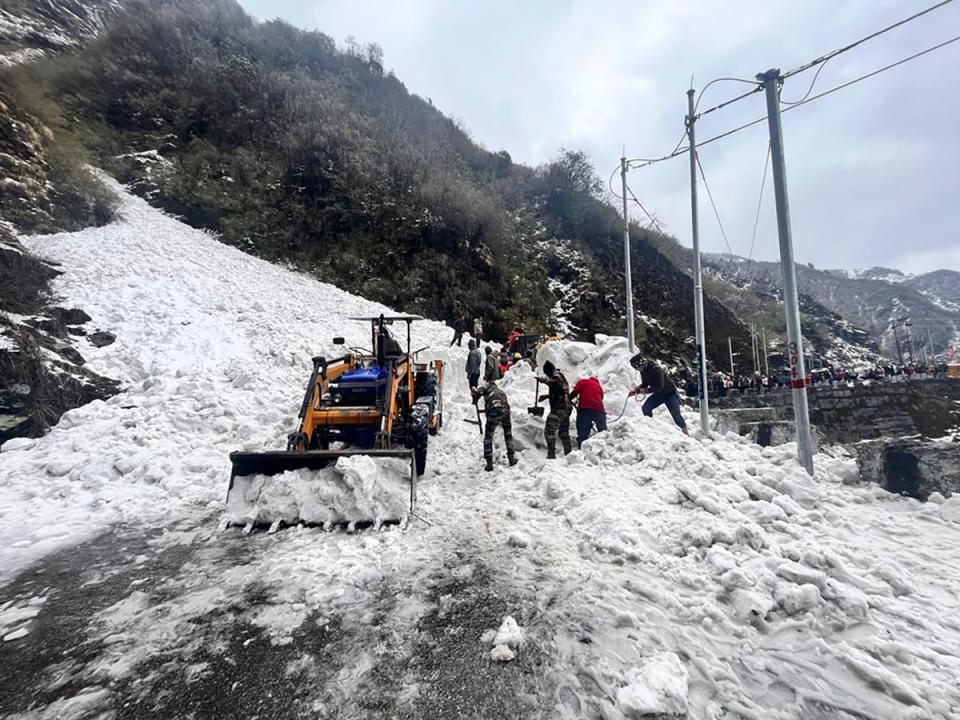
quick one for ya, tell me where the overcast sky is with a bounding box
[238,0,959,274]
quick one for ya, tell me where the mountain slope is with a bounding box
[0,0,123,65]
[708,255,960,359]
[0,0,747,372]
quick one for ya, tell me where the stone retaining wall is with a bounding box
[707,378,960,444]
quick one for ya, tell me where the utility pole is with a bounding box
[758,69,814,475]
[728,337,735,376]
[686,89,709,435]
[927,327,935,359]
[762,326,769,376]
[904,318,915,364]
[891,321,903,364]
[620,155,636,353]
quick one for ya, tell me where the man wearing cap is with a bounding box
[570,375,607,447]
[471,381,518,471]
[538,361,572,458]
[483,345,501,383]
[466,339,482,390]
[627,353,688,435]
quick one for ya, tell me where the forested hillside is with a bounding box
[0,0,751,370]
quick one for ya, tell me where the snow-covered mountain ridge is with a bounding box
[707,253,960,359]
[2,180,960,717]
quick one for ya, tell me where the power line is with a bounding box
[783,33,960,109]
[746,143,771,273]
[614,30,960,181]
[781,57,831,105]
[783,0,954,78]
[731,142,772,320]
[625,181,668,237]
[696,84,763,119]
[694,153,734,258]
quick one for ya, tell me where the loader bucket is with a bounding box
[226,449,417,531]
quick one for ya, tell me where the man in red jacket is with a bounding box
[570,375,607,448]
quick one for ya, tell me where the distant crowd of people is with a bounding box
[695,360,954,398]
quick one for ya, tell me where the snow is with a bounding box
[3,176,459,579]
[617,652,689,717]
[224,456,412,530]
[0,594,45,641]
[4,178,960,717]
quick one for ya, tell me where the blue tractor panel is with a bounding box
[334,365,388,406]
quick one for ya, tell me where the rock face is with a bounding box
[856,436,960,500]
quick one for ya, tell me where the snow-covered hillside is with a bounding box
[3,181,960,718]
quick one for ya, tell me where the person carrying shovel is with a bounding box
[537,361,572,459]
[471,380,518,471]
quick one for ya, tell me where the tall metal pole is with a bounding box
[927,327,935,359]
[686,89,709,434]
[728,337,735,376]
[762,326,769,376]
[621,155,636,353]
[758,69,814,475]
[904,318,915,364]
[891,322,903,364]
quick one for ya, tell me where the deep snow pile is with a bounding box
[3,180,960,718]
[0,177,460,579]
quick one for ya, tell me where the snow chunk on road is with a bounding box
[617,652,689,717]
[485,615,523,662]
[940,496,960,523]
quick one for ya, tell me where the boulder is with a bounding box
[88,331,116,348]
[50,307,92,325]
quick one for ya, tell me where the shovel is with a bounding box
[528,378,545,417]
[464,399,484,433]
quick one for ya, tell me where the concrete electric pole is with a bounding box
[758,68,814,475]
[620,155,636,354]
[686,89,710,435]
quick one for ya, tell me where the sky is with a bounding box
[237,0,960,274]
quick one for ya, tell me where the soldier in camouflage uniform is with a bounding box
[471,381,518,471]
[538,361,572,459]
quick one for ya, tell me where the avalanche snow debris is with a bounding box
[616,652,689,718]
[3,179,960,718]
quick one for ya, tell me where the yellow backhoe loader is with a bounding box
[225,315,443,530]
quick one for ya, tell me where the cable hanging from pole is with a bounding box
[782,0,955,78]
[694,153,735,259]
[625,181,668,237]
[731,142,772,320]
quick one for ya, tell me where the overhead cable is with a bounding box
[783,0,954,78]
[694,153,735,258]
[783,33,960,110]
[614,31,960,180]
